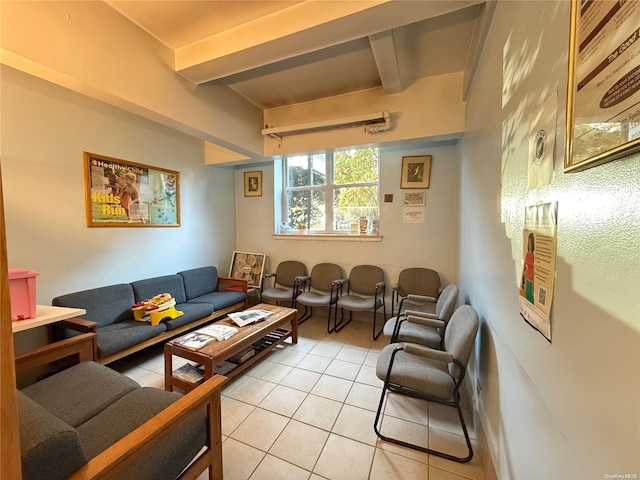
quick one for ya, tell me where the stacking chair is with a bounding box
[391,267,442,316]
[295,263,344,329]
[374,305,479,462]
[334,265,386,338]
[261,260,306,307]
[383,284,459,349]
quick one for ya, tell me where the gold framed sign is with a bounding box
[84,152,180,227]
[565,0,640,172]
[400,155,432,189]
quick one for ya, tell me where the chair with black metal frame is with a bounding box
[391,267,442,317]
[261,260,307,308]
[374,304,479,463]
[383,283,459,349]
[294,263,344,330]
[334,264,386,338]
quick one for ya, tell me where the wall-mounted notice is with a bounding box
[519,202,558,342]
[402,207,425,223]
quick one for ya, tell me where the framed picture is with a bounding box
[564,0,640,172]
[229,251,267,289]
[403,191,425,206]
[400,155,432,189]
[84,152,180,227]
[244,171,262,197]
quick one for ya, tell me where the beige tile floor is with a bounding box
[111,314,485,480]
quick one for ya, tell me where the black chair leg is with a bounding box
[333,309,351,333]
[326,305,334,333]
[298,305,313,325]
[373,356,473,463]
[372,305,385,340]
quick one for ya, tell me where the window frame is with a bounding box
[281,147,380,234]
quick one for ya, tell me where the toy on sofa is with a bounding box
[132,293,184,326]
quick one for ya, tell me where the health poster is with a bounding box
[519,202,558,342]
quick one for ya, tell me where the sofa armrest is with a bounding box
[218,277,248,291]
[219,277,249,307]
[57,317,98,333]
[67,374,226,480]
[15,333,97,373]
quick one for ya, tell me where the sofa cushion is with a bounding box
[52,284,135,328]
[21,362,139,428]
[96,320,167,358]
[163,302,214,331]
[131,274,187,304]
[188,290,246,310]
[18,391,88,480]
[77,387,207,480]
[178,266,219,300]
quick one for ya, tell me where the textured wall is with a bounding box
[459,2,640,478]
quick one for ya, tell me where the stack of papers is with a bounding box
[198,324,238,340]
[228,309,273,327]
[174,324,238,350]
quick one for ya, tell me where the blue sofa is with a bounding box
[52,266,247,364]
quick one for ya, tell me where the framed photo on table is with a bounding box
[564,0,640,172]
[244,171,262,197]
[83,152,180,227]
[401,155,432,189]
[229,251,266,289]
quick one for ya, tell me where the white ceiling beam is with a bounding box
[369,30,403,94]
[175,0,484,84]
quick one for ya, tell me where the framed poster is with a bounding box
[244,171,262,197]
[400,155,432,189]
[84,152,179,227]
[564,0,640,172]
[229,251,266,289]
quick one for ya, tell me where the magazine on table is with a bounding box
[197,323,238,340]
[174,324,238,350]
[228,309,273,327]
[173,363,204,383]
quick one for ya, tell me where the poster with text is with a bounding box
[519,202,558,342]
[84,152,180,227]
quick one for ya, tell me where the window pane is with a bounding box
[287,154,326,187]
[333,148,378,185]
[287,155,309,187]
[287,190,325,229]
[311,154,326,186]
[334,186,378,231]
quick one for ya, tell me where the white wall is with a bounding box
[1,66,238,304]
[1,0,264,159]
[234,142,461,303]
[460,2,640,478]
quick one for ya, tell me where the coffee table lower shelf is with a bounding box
[165,326,294,392]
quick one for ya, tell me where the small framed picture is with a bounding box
[401,155,432,189]
[244,171,262,197]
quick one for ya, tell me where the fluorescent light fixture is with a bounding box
[262,111,391,140]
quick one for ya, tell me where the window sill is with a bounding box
[272,233,382,242]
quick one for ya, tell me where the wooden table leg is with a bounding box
[291,311,298,344]
[164,344,173,392]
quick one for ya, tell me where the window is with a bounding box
[283,147,379,233]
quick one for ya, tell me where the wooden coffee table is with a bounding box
[164,303,298,392]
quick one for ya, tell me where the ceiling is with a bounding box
[106,1,485,111]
